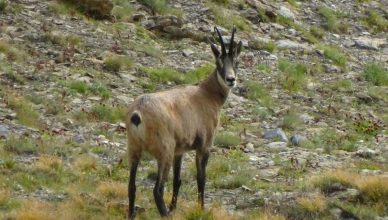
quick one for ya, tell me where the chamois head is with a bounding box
[211,26,243,90]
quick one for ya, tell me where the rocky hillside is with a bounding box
[0,0,387,219]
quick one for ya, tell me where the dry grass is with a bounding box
[4,92,42,129]
[73,154,97,172]
[297,194,327,213]
[311,169,388,205]
[35,155,62,172]
[96,181,127,199]
[16,200,55,220]
[357,175,388,204]
[0,189,11,206]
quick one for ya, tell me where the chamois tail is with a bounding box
[130,111,142,127]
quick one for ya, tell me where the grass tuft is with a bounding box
[207,2,251,32]
[363,10,388,32]
[318,6,349,33]
[363,63,388,86]
[0,0,8,12]
[104,55,133,72]
[96,181,127,199]
[321,45,347,68]
[278,59,308,92]
[246,81,272,107]
[4,93,42,128]
[214,132,240,148]
[296,194,327,214]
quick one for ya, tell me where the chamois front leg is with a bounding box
[154,160,171,217]
[169,154,183,211]
[128,157,140,220]
[196,149,210,209]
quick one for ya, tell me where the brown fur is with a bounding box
[126,70,227,162]
[126,27,242,219]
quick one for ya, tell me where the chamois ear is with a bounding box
[211,43,220,58]
[234,41,243,58]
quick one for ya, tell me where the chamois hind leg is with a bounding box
[196,149,210,209]
[128,153,141,220]
[169,154,183,211]
[154,159,171,217]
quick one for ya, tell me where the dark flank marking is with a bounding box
[131,113,141,126]
[192,133,203,148]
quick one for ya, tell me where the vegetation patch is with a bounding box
[321,45,347,68]
[318,6,349,33]
[207,2,251,32]
[111,0,134,21]
[363,63,388,86]
[0,40,26,62]
[363,10,388,32]
[281,110,302,130]
[249,40,276,52]
[103,54,133,72]
[214,132,241,148]
[3,92,42,129]
[278,59,309,92]
[246,81,272,107]
[67,81,110,100]
[138,0,181,16]
[142,63,214,86]
[0,0,8,12]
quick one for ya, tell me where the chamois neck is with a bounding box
[199,69,230,106]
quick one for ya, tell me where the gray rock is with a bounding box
[355,148,378,158]
[263,128,288,142]
[277,6,295,20]
[354,37,386,50]
[0,125,10,138]
[290,135,307,146]
[182,49,194,57]
[73,134,86,144]
[267,142,288,151]
[244,142,255,153]
[276,39,310,50]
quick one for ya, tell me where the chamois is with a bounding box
[126,27,242,219]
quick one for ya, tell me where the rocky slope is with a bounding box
[0,0,387,219]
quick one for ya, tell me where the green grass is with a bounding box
[0,0,8,11]
[132,43,163,60]
[249,40,276,52]
[142,63,214,86]
[67,81,110,99]
[310,26,325,39]
[103,55,133,72]
[3,93,42,129]
[111,0,134,21]
[207,2,251,32]
[74,104,126,123]
[138,0,181,16]
[246,81,272,107]
[363,10,388,32]
[282,111,302,130]
[214,132,241,148]
[331,79,353,92]
[3,136,37,155]
[278,59,309,92]
[321,45,347,68]
[318,6,349,33]
[309,129,358,153]
[256,63,271,74]
[363,63,388,86]
[44,32,82,48]
[0,40,26,62]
